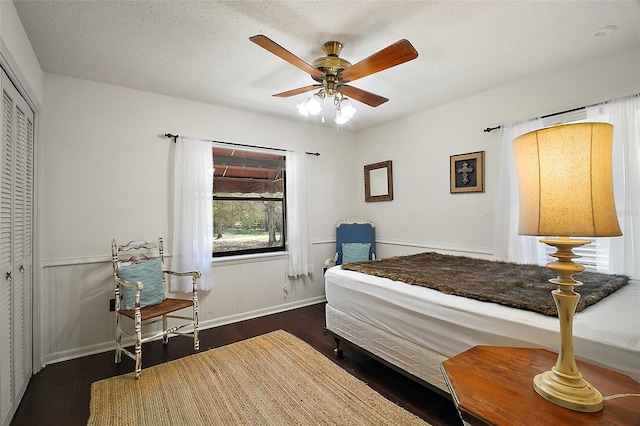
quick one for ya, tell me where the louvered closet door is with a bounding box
[0,68,34,426]
[11,75,33,408]
[0,70,14,426]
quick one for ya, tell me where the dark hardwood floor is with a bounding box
[11,303,461,425]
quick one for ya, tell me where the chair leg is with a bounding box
[134,356,142,380]
[193,312,200,352]
[193,289,200,352]
[115,314,122,364]
[163,315,169,345]
[134,310,142,379]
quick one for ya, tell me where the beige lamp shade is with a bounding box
[513,122,621,237]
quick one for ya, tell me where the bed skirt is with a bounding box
[325,304,450,395]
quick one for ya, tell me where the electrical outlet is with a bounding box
[109,298,115,312]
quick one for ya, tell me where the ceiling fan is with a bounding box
[249,35,418,110]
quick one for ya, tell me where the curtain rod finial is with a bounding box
[164,133,178,142]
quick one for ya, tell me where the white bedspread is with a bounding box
[325,266,640,382]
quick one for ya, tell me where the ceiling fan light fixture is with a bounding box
[333,93,357,125]
[306,93,324,116]
[335,108,350,125]
[250,35,418,126]
[340,97,357,120]
[296,100,311,117]
[297,91,324,117]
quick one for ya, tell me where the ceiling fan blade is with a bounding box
[339,85,389,107]
[250,35,324,79]
[273,85,322,98]
[339,39,418,83]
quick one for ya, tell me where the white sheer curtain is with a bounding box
[493,117,544,264]
[286,151,314,277]
[587,95,640,279]
[172,136,214,292]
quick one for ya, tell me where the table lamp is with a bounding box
[513,122,621,412]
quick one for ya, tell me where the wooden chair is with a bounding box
[111,237,201,379]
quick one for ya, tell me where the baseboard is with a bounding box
[39,296,327,369]
[198,296,326,330]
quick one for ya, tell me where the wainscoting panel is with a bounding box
[39,241,336,367]
[39,240,488,366]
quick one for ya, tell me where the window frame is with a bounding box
[212,146,287,258]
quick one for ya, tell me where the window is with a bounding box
[212,146,285,256]
[501,95,638,277]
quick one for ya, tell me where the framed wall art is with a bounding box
[364,160,393,202]
[450,151,485,193]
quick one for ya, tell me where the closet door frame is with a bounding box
[0,50,41,378]
[0,45,40,426]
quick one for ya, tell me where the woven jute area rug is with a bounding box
[88,330,429,425]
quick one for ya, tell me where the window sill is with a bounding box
[212,251,288,266]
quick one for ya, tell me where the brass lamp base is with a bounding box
[534,368,604,412]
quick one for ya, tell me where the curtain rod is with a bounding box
[163,133,320,156]
[483,105,586,133]
[482,93,640,133]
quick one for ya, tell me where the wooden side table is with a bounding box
[441,346,640,426]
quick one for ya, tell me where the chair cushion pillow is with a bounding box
[342,242,371,264]
[118,258,166,310]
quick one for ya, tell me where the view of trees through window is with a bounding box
[212,147,285,256]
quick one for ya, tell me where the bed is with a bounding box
[324,254,640,397]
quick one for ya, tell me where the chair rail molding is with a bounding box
[376,239,493,258]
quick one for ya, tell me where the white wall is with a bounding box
[353,46,640,259]
[39,73,357,363]
[6,0,640,367]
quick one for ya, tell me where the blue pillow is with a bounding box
[118,258,165,310]
[342,242,371,264]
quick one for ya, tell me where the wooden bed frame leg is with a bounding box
[333,337,343,359]
[323,328,344,358]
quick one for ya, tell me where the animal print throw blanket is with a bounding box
[341,252,628,316]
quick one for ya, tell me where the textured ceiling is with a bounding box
[13,0,640,132]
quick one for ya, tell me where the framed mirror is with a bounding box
[364,160,393,202]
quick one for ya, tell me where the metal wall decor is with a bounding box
[450,151,485,193]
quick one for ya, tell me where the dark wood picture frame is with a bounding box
[364,160,393,202]
[450,151,485,193]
